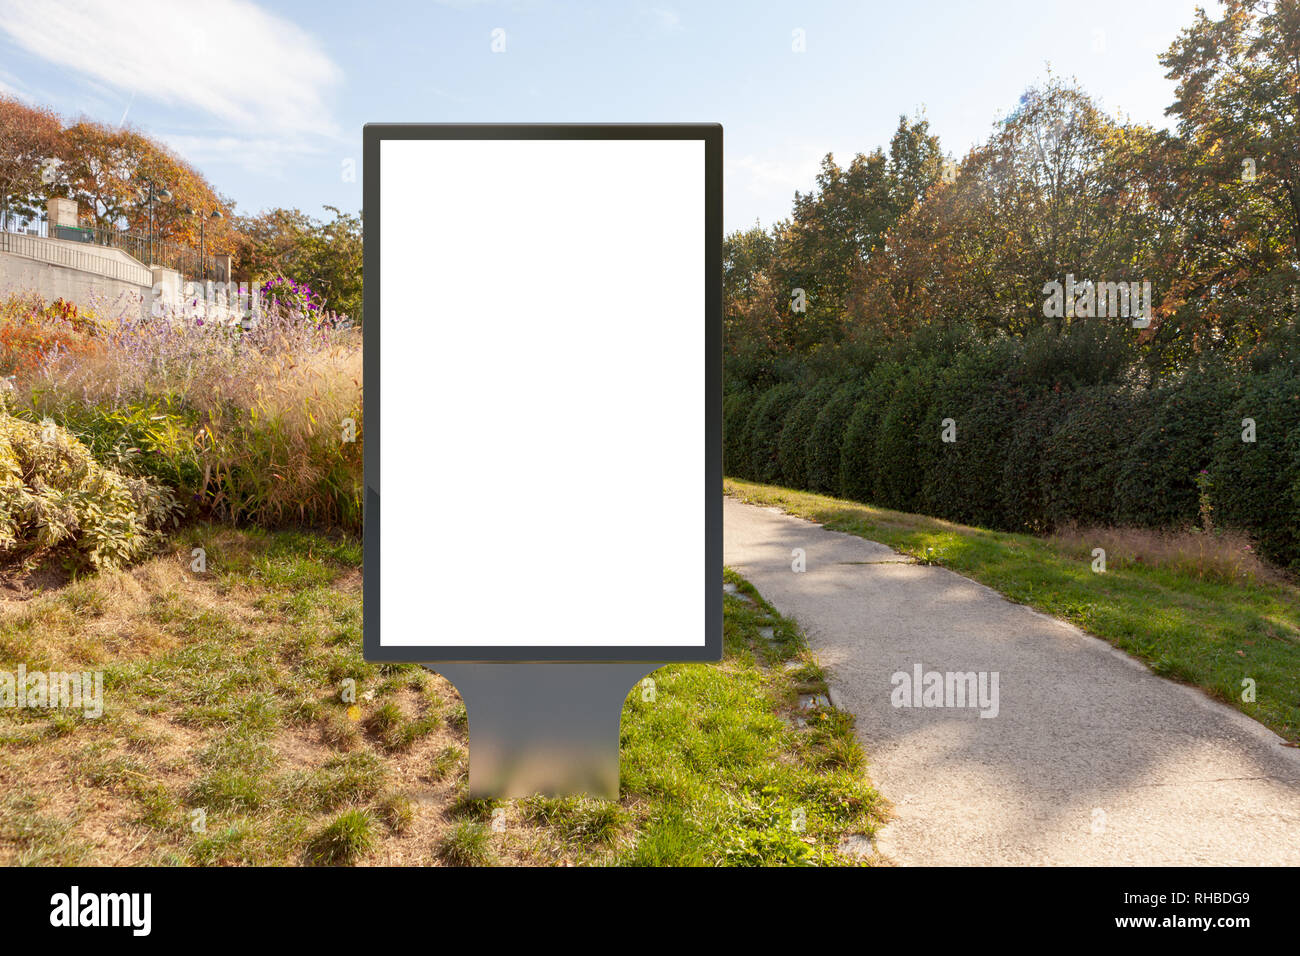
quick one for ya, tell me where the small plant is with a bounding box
[522,797,626,847]
[307,809,375,864]
[376,794,414,834]
[258,275,322,317]
[437,820,494,867]
[0,412,178,569]
[309,750,386,810]
[1196,468,1214,534]
[428,745,462,782]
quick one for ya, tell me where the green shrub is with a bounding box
[777,381,834,489]
[838,364,902,502]
[999,386,1072,533]
[747,383,803,484]
[920,385,1020,528]
[1021,319,1130,390]
[806,382,864,495]
[915,340,1022,526]
[1115,372,1238,528]
[871,362,937,512]
[1039,385,1150,528]
[723,391,755,479]
[1209,367,1300,568]
[0,413,178,569]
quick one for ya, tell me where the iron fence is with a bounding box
[0,213,215,279]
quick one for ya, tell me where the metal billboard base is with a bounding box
[426,662,660,800]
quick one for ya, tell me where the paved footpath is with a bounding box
[724,496,1300,865]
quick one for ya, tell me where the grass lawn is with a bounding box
[726,478,1300,745]
[0,528,883,866]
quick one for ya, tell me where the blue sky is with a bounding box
[0,0,1209,232]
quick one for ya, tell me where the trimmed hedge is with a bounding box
[777,381,834,489]
[1039,386,1150,529]
[1115,373,1237,528]
[807,381,865,495]
[723,391,756,479]
[723,336,1300,568]
[1208,367,1300,567]
[839,364,903,502]
[871,362,936,512]
[747,383,803,484]
[999,387,1073,534]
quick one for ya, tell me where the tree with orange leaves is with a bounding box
[0,95,61,229]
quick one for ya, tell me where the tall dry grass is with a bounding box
[10,302,362,531]
[1049,524,1281,584]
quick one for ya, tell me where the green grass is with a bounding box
[0,518,884,866]
[611,569,882,866]
[437,820,495,866]
[307,809,376,865]
[726,477,1300,744]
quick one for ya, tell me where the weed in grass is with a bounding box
[308,750,387,810]
[47,712,78,737]
[522,797,626,847]
[186,821,253,866]
[319,711,361,751]
[376,794,415,834]
[428,746,462,782]
[136,785,179,830]
[0,793,88,866]
[437,820,494,867]
[620,809,706,867]
[446,791,496,821]
[445,704,467,731]
[307,809,375,865]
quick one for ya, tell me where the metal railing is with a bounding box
[0,215,214,279]
[0,229,153,286]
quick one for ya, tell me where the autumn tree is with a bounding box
[850,80,1162,340]
[232,206,363,318]
[55,121,146,227]
[0,95,61,228]
[1158,0,1300,349]
[129,138,230,250]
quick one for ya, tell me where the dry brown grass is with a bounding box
[1048,523,1283,584]
[0,529,564,867]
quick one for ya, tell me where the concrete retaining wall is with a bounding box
[1,230,248,325]
[0,243,150,318]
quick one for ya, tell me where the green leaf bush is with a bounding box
[776,381,833,489]
[0,412,178,569]
[746,383,803,485]
[720,324,1300,569]
[806,381,864,495]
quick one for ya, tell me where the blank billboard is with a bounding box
[363,124,721,661]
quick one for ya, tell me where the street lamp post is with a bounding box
[140,181,172,265]
[184,206,223,279]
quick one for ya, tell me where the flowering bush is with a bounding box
[259,274,322,316]
[0,293,101,378]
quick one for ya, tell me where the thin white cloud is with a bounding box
[646,7,682,31]
[727,151,823,198]
[0,0,343,137]
[158,132,328,179]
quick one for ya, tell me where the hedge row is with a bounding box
[724,354,1300,569]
